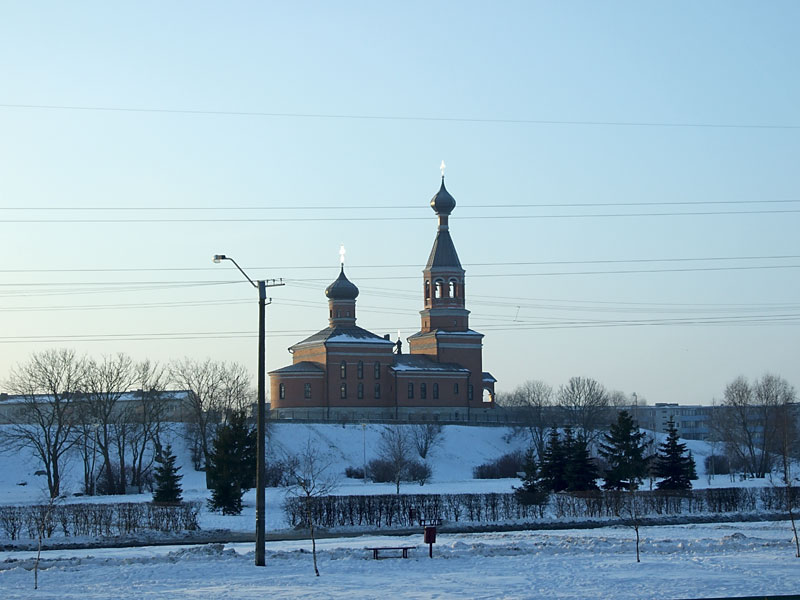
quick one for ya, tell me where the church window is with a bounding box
[407,382,414,399]
[357,383,364,399]
[468,384,474,401]
[357,361,364,379]
[304,383,311,399]
[279,383,285,400]
[448,279,457,298]
[420,383,427,399]
[340,361,346,378]
[340,383,347,399]
[374,361,381,379]
[336,310,341,318]
[434,279,444,299]
[433,383,439,399]
[374,383,381,399]
[453,383,459,395]
[425,280,430,300]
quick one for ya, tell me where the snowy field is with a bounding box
[2,521,799,599]
[3,423,798,599]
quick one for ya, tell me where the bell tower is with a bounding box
[409,169,490,408]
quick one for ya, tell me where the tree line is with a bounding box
[1,348,253,498]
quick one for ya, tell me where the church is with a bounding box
[269,175,496,422]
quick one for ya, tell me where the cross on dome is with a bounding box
[339,244,346,266]
[440,160,446,178]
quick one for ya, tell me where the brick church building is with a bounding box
[269,176,496,421]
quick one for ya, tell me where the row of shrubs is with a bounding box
[284,487,799,529]
[0,502,201,541]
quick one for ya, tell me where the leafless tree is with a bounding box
[170,358,252,470]
[556,376,610,446]
[285,439,338,576]
[377,426,413,494]
[773,390,799,557]
[501,380,554,459]
[411,423,444,460]
[84,354,137,494]
[128,360,172,491]
[2,349,87,497]
[718,374,792,478]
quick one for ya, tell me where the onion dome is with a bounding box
[325,266,359,299]
[430,177,456,215]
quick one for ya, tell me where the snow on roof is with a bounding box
[391,355,469,373]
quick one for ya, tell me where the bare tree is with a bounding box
[556,376,610,445]
[128,360,172,491]
[170,358,252,471]
[2,349,87,497]
[377,426,413,494]
[285,439,338,576]
[773,390,800,557]
[501,380,554,459]
[411,423,444,460]
[84,354,137,494]
[718,374,792,478]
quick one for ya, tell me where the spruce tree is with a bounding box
[207,411,257,515]
[152,444,183,504]
[515,447,549,508]
[599,411,649,491]
[539,428,568,492]
[565,431,599,492]
[653,417,695,490]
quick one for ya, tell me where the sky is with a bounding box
[1,1,798,405]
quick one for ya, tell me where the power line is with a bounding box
[3,199,799,211]
[3,209,800,223]
[3,254,799,274]
[2,102,799,130]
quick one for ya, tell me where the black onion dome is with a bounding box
[430,178,456,215]
[325,266,359,299]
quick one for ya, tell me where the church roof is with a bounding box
[391,354,469,373]
[291,325,395,350]
[425,228,463,270]
[430,177,456,215]
[268,361,325,375]
[325,266,359,299]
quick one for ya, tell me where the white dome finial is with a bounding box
[339,244,346,266]
[440,160,446,178]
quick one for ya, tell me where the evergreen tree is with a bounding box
[599,411,649,491]
[207,411,257,515]
[515,447,549,508]
[539,428,568,492]
[653,417,695,490]
[152,444,183,504]
[564,429,599,492]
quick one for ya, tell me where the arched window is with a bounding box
[420,383,427,399]
[304,383,311,399]
[357,383,364,399]
[374,361,381,379]
[425,280,430,300]
[433,383,439,400]
[340,383,347,399]
[468,384,474,401]
[434,278,444,299]
[374,383,381,399]
[340,360,347,379]
[449,278,458,298]
[407,382,414,399]
[357,361,364,379]
[453,382,459,395]
[279,383,285,400]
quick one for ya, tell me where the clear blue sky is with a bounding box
[1,1,798,404]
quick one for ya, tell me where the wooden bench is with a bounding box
[365,546,415,559]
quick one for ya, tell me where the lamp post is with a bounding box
[213,254,283,567]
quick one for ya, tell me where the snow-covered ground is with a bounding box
[2,521,799,599]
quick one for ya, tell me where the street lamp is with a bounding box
[213,254,283,567]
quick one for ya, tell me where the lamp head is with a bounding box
[213,254,227,263]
